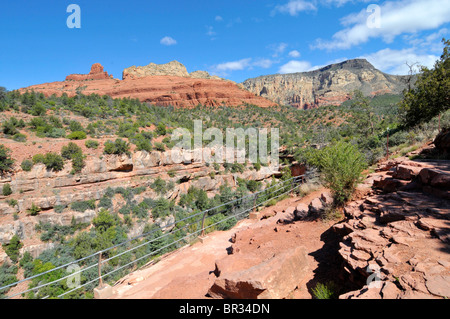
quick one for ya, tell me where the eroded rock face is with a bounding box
[335,156,450,299]
[65,63,112,81]
[122,61,189,79]
[242,59,413,109]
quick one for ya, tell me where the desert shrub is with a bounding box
[30,103,46,116]
[46,128,66,138]
[7,199,18,207]
[67,131,87,140]
[153,142,165,152]
[133,134,153,152]
[12,133,27,142]
[68,120,85,132]
[61,142,82,160]
[85,140,99,149]
[150,177,166,195]
[27,203,41,216]
[0,144,14,174]
[231,163,245,173]
[2,183,12,196]
[32,153,45,164]
[28,117,47,129]
[54,205,66,213]
[307,141,366,206]
[70,152,85,174]
[70,199,96,212]
[2,120,19,136]
[155,122,167,136]
[311,282,338,299]
[150,197,174,219]
[103,139,130,156]
[2,235,23,263]
[43,153,65,171]
[246,180,261,192]
[98,196,113,209]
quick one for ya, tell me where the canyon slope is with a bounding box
[242,59,413,109]
[19,62,276,108]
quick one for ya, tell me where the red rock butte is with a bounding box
[65,63,112,81]
[20,63,277,108]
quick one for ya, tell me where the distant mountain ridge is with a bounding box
[242,59,414,109]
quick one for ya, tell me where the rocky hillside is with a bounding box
[0,143,279,264]
[20,63,276,108]
[242,59,412,109]
[108,140,450,300]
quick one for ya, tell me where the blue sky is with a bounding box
[1,0,449,90]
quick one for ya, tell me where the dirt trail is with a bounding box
[110,188,340,299]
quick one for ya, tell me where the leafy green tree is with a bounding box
[92,209,118,234]
[351,90,375,137]
[0,144,14,174]
[400,38,450,127]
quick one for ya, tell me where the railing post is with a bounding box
[94,250,113,299]
[200,211,207,237]
[98,251,103,288]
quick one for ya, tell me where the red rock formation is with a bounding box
[65,63,112,81]
[21,73,277,108]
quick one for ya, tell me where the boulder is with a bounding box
[433,129,450,154]
[208,246,309,299]
[294,203,309,220]
[309,197,324,215]
[392,165,423,180]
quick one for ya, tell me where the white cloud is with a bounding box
[206,26,216,36]
[312,0,450,50]
[160,36,177,46]
[214,58,252,72]
[359,47,439,74]
[288,50,301,58]
[322,0,373,7]
[273,0,317,16]
[270,42,288,57]
[253,58,275,68]
[279,60,313,73]
[211,57,276,75]
[215,16,223,22]
[403,28,449,52]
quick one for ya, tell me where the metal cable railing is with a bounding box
[1,173,314,299]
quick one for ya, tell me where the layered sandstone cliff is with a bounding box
[20,63,276,108]
[242,59,412,109]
